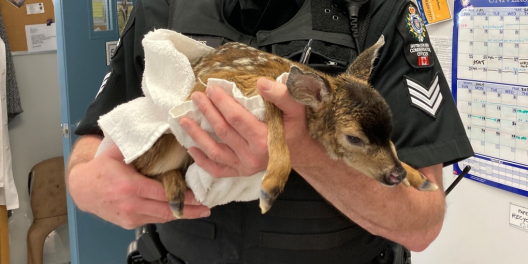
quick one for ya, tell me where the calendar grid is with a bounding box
[454,5,528,196]
[457,8,528,85]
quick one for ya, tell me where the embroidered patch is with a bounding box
[406,6,426,42]
[397,3,434,69]
[403,74,443,118]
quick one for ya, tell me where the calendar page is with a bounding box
[453,0,528,196]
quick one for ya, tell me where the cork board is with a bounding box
[0,0,55,52]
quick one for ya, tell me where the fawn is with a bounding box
[132,36,438,218]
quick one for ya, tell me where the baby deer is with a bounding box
[132,36,438,217]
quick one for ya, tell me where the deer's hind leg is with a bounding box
[155,170,187,218]
[132,134,192,218]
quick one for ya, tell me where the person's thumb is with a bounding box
[257,77,304,118]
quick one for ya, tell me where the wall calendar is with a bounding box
[453,0,528,196]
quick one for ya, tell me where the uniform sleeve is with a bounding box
[369,1,474,168]
[74,0,170,136]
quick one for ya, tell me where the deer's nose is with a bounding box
[384,166,407,185]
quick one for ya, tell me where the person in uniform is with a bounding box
[66,0,474,263]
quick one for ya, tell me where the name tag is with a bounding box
[188,36,224,48]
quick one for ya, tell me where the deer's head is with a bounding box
[287,36,407,186]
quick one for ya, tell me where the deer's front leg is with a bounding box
[401,162,438,191]
[260,102,292,214]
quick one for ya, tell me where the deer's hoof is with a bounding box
[259,189,278,214]
[169,201,184,219]
[419,179,438,192]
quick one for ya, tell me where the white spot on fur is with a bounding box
[233,58,252,65]
[217,66,234,71]
[256,56,268,64]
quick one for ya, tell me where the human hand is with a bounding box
[68,143,210,229]
[180,78,312,178]
[180,85,270,178]
[256,78,311,157]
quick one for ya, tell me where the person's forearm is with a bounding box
[66,135,103,186]
[290,136,445,252]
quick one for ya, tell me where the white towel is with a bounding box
[97,29,288,208]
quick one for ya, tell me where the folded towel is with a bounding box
[97,29,288,208]
[98,30,214,163]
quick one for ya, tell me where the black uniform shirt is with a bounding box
[226,0,304,35]
[74,0,474,263]
[76,0,473,168]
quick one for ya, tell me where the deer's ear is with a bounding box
[346,35,385,81]
[286,66,332,108]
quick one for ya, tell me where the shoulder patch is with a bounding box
[397,3,434,69]
[403,73,443,118]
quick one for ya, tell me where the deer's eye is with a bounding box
[346,135,363,146]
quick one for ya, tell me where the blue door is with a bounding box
[55,0,135,263]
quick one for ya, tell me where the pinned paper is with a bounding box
[26,2,44,15]
[510,204,528,232]
[25,23,57,53]
[415,0,452,25]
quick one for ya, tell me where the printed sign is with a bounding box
[510,203,528,232]
[415,0,453,25]
[106,40,118,66]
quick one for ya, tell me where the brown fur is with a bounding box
[132,37,438,217]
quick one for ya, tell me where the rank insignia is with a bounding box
[403,73,443,118]
[406,6,426,42]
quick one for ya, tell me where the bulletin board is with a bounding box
[0,0,55,52]
[452,0,528,197]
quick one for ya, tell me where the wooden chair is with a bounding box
[26,156,68,264]
[0,205,9,264]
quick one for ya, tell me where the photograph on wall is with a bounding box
[6,0,26,8]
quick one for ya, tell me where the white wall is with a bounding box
[7,52,67,264]
[413,2,528,263]
[414,166,528,264]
